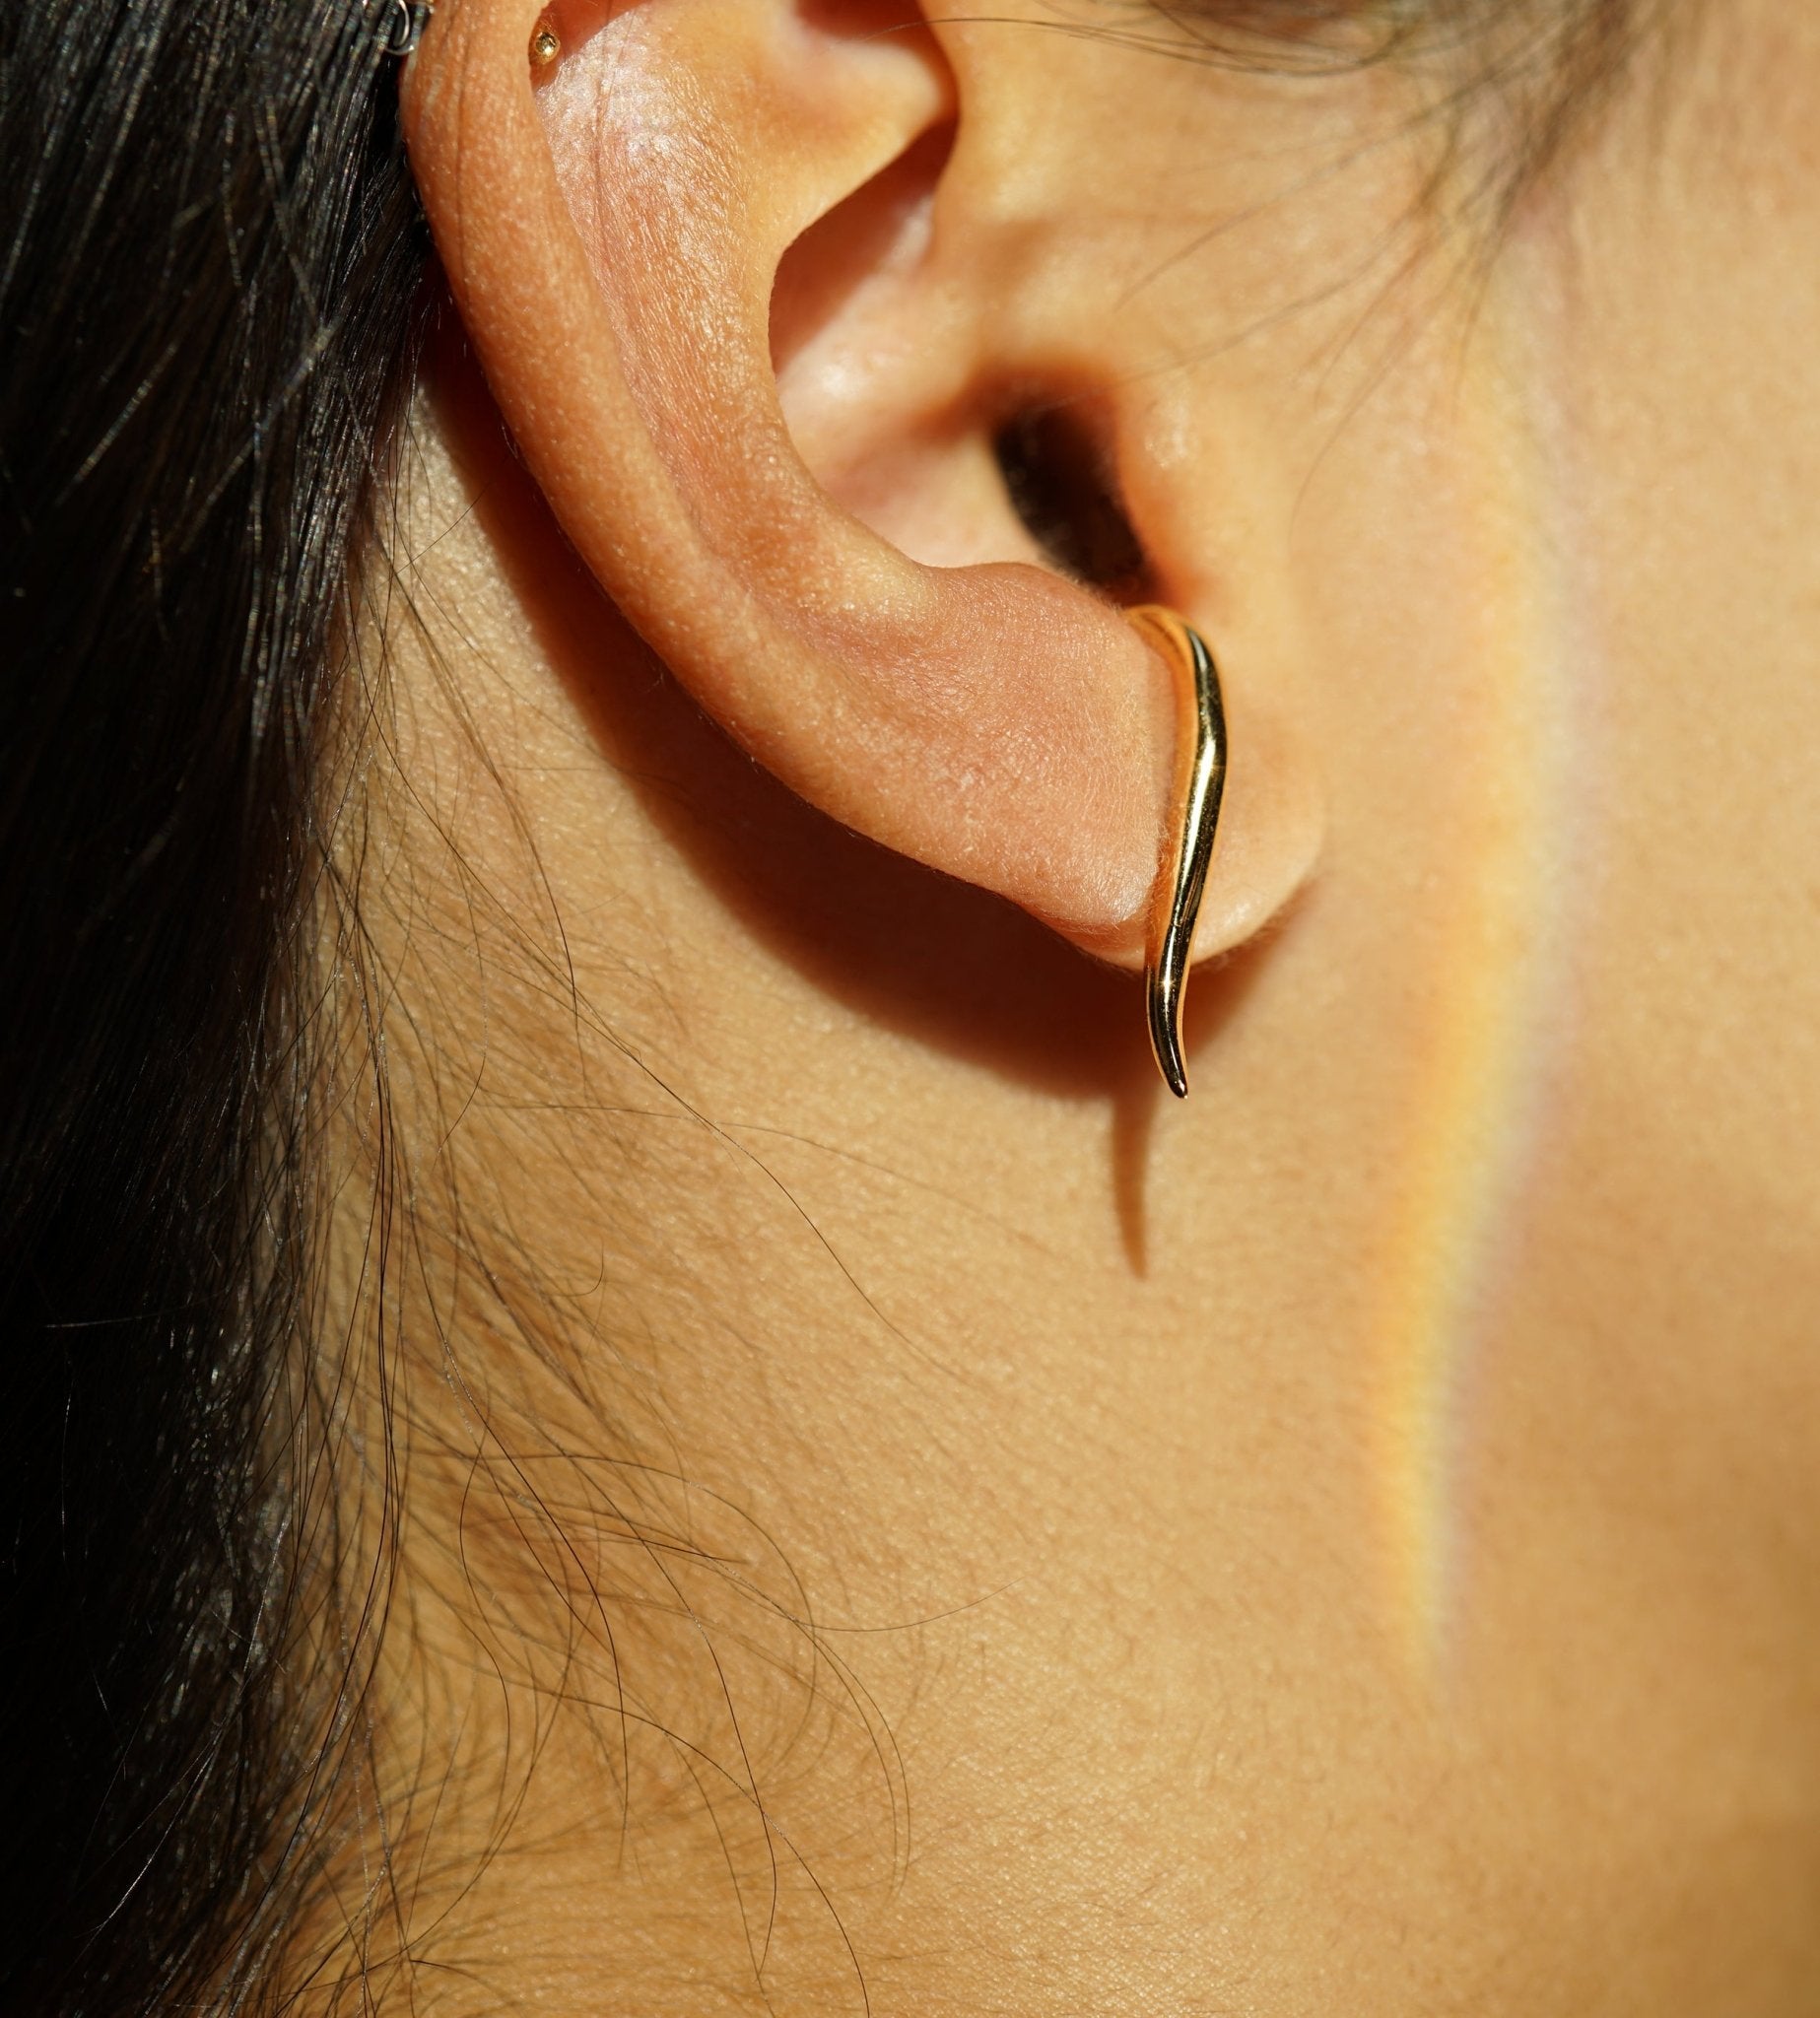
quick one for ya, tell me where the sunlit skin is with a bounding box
[299,1,1820,2008]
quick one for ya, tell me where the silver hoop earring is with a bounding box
[378,0,433,59]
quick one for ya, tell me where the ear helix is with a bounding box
[1124,606,1227,1099]
[402,0,1324,1071]
[519,21,1196,1046]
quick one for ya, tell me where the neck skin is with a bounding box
[307,29,1820,2013]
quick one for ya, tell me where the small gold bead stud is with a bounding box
[530,23,561,64]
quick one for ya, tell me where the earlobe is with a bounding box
[399,0,1321,1004]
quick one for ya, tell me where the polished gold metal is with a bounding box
[1125,604,1227,1099]
[530,23,562,63]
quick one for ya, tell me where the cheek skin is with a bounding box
[1458,30,1820,1757]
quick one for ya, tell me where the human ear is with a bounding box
[399,0,1321,967]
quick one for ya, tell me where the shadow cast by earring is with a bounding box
[1110,927,1282,1275]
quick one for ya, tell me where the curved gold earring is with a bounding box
[1124,604,1228,1099]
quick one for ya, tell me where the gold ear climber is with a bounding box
[1124,605,1228,1100]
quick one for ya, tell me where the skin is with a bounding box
[303,0,1819,2009]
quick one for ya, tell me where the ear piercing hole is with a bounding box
[993,405,1151,600]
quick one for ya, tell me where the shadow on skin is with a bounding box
[425,323,1280,1271]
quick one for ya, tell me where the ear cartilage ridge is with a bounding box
[1124,605,1228,1099]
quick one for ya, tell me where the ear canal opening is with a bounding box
[993,404,1154,602]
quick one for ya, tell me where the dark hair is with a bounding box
[0,1,1639,2011]
[0,0,424,2009]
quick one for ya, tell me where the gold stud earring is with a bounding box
[530,21,561,64]
[1124,605,1228,1100]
